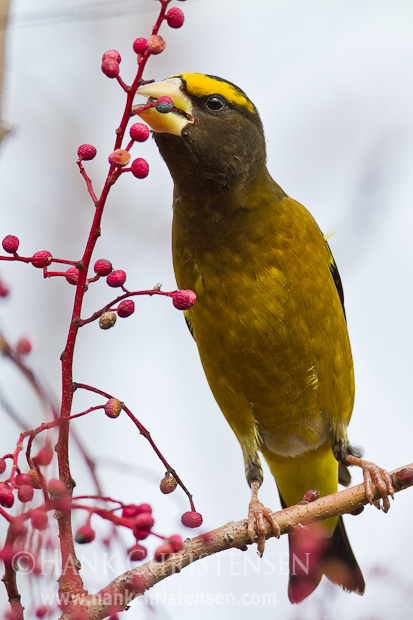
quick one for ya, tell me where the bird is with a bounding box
[134,73,394,603]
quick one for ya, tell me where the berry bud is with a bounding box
[108,149,131,167]
[122,504,140,518]
[31,508,48,530]
[16,337,32,355]
[396,467,413,485]
[303,489,320,503]
[2,235,19,254]
[172,289,196,310]
[48,478,66,498]
[166,7,185,29]
[128,543,148,562]
[65,267,79,285]
[134,512,154,531]
[15,473,32,486]
[129,123,150,142]
[99,312,117,330]
[160,474,177,494]
[146,35,165,55]
[106,270,126,287]
[131,158,149,179]
[155,96,174,114]
[94,259,113,276]
[168,535,184,552]
[0,280,9,297]
[117,300,135,318]
[133,38,147,54]
[101,57,120,78]
[18,484,34,503]
[35,606,50,619]
[75,525,95,544]
[77,144,97,161]
[0,486,14,508]
[31,251,52,268]
[104,398,122,418]
[34,445,54,467]
[102,50,121,63]
[181,511,203,528]
[0,458,6,474]
[154,542,173,562]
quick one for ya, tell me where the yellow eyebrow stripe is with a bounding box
[170,73,255,113]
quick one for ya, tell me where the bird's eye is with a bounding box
[206,95,226,111]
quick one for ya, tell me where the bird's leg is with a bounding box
[248,479,281,556]
[344,454,394,512]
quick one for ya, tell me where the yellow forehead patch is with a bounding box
[169,73,255,113]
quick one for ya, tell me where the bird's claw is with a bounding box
[248,497,280,556]
[346,455,394,513]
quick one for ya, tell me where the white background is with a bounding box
[1,1,412,619]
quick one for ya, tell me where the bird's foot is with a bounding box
[345,454,394,512]
[248,482,280,556]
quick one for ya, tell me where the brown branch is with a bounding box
[58,463,413,620]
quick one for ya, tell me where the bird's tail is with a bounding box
[286,516,365,604]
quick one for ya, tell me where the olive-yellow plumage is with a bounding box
[135,73,365,602]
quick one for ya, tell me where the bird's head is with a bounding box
[133,73,266,193]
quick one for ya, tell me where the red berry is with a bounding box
[48,478,66,498]
[75,525,95,544]
[35,606,50,619]
[128,543,147,562]
[160,474,177,494]
[18,484,34,503]
[133,38,147,54]
[106,270,126,288]
[303,489,320,503]
[16,337,32,355]
[104,398,122,418]
[65,267,79,285]
[15,473,32,486]
[146,35,165,55]
[117,300,135,318]
[172,289,196,310]
[0,458,6,474]
[34,445,54,466]
[108,149,131,167]
[168,534,184,552]
[134,512,154,531]
[102,49,121,63]
[2,235,19,254]
[181,511,203,528]
[31,251,52,268]
[0,486,14,508]
[0,280,9,297]
[131,158,149,179]
[134,529,150,541]
[129,123,150,142]
[155,96,174,114]
[102,57,120,78]
[94,259,113,276]
[136,503,152,514]
[154,542,173,562]
[166,7,185,29]
[122,504,140,518]
[31,508,48,530]
[77,144,97,161]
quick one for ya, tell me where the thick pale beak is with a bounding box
[133,78,193,136]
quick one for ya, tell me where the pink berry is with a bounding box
[48,478,66,498]
[31,508,48,530]
[15,473,32,486]
[168,534,184,552]
[303,489,320,503]
[146,35,165,55]
[172,289,196,310]
[133,38,147,54]
[65,267,79,285]
[129,123,150,142]
[106,270,126,288]
[108,149,131,167]
[134,512,154,531]
[117,300,135,318]
[18,484,34,503]
[128,543,148,562]
[131,158,149,179]
[166,7,185,29]
[0,458,6,474]
[155,96,174,114]
[181,511,203,528]
[94,259,113,276]
[134,529,150,541]
[35,606,50,619]
[16,337,32,355]
[75,525,95,544]
[2,235,19,254]
[0,486,14,508]
[102,49,121,63]
[0,280,9,297]
[122,504,140,518]
[101,57,120,78]
[136,503,152,514]
[154,542,173,562]
[104,398,122,419]
[34,445,54,467]
[31,251,52,268]
[77,144,97,161]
